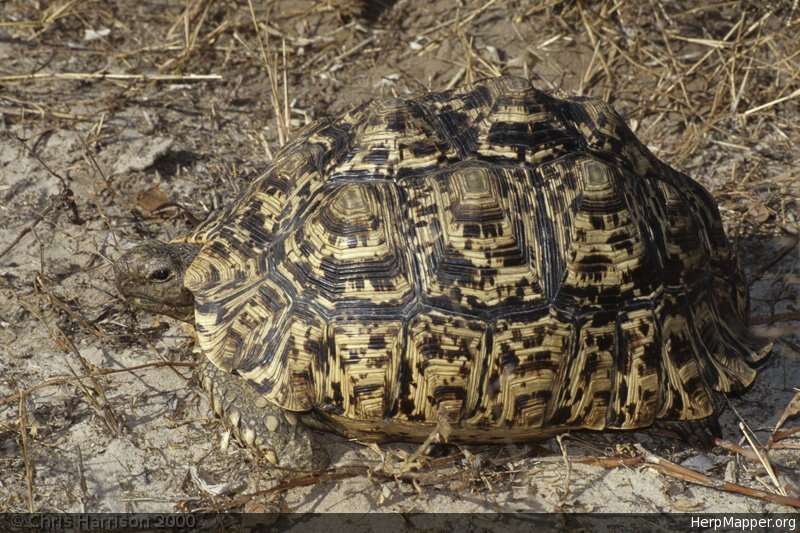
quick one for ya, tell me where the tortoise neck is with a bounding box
[173,242,201,275]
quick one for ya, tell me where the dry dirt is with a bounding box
[1,0,799,515]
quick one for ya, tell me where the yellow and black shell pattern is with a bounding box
[182,76,770,442]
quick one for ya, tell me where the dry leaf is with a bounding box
[671,497,705,512]
[136,185,170,215]
[747,203,772,224]
[188,466,245,497]
[774,391,800,435]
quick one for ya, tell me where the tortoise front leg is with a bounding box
[198,360,328,470]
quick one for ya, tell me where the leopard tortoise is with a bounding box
[114,76,771,468]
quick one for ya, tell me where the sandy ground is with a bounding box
[1,0,798,514]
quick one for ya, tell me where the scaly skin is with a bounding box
[114,240,199,321]
[199,359,328,470]
[115,240,327,468]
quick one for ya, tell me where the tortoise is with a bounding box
[114,76,771,468]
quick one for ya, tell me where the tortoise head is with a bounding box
[114,240,200,322]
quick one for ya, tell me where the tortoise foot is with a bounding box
[198,360,329,470]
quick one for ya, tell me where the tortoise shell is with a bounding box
[181,76,769,442]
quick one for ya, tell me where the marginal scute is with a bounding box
[400,312,487,422]
[612,306,660,428]
[656,292,715,420]
[550,315,616,428]
[194,277,291,373]
[181,75,769,442]
[244,307,324,411]
[688,293,756,391]
[470,311,574,428]
[322,321,403,420]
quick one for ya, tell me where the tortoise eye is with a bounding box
[148,268,172,282]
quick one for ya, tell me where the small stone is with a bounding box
[211,393,224,416]
[724,460,738,484]
[227,408,241,428]
[242,427,255,446]
[264,449,278,465]
[680,454,716,474]
[265,415,280,432]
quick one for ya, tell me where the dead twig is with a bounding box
[748,232,800,287]
[247,0,291,147]
[556,434,571,502]
[751,312,800,325]
[715,438,764,463]
[0,361,197,407]
[0,105,91,122]
[0,203,55,261]
[201,449,472,512]
[715,438,798,496]
[322,36,375,71]
[769,439,800,450]
[740,422,786,496]
[636,445,800,509]
[18,391,35,512]
[770,390,800,447]
[20,294,122,435]
[419,0,499,37]
[210,465,370,511]
[76,445,89,512]
[398,411,453,473]
[744,88,800,116]
[0,72,222,83]
[0,131,77,260]
[573,455,644,468]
